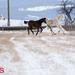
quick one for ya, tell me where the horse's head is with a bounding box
[43,18,47,23]
[40,18,46,23]
[45,17,49,23]
[58,14,65,21]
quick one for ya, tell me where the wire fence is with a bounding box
[63,18,75,31]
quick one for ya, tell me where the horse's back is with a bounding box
[48,19,54,25]
[28,20,35,24]
[47,19,59,27]
[28,20,36,27]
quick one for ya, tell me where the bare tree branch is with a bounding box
[58,0,75,21]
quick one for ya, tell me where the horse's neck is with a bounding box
[38,19,44,23]
[46,18,49,23]
[56,16,61,21]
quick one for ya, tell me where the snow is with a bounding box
[0,19,75,75]
[0,19,27,27]
[43,26,69,34]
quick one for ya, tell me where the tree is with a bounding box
[58,0,75,21]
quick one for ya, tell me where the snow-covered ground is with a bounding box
[0,19,75,75]
[0,31,75,75]
[0,19,26,27]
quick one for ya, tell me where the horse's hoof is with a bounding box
[63,33,65,35]
[28,33,30,35]
[58,31,60,33]
[53,33,56,35]
[54,33,56,35]
[40,31,42,33]
[52,34,54,35]
[36,33,38,35]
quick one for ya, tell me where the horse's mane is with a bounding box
[38,18,45,21]
[56,14,64,20]
[36,18,46,23]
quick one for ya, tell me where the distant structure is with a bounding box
[0,14,5,20]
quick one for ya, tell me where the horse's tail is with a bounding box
[24,21,28,24]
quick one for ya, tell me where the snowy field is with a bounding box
[0,30,75,75]
[0,19,75,75]
[0,19,26,27]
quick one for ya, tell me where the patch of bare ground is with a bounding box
[0,33,21,62]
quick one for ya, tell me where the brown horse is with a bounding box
[24,18,46,35]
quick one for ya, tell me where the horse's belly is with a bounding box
[50,24,56,27]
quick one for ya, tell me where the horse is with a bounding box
[24,18,46,35]
[45,14,65,35]
[0,14,5,20]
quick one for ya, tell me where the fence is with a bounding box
[0,26,46,31]
[63,18,75,31]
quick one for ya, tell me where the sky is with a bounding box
[0,0,75,20]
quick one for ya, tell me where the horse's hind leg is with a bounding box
[58,26,65,35]
[30,27,34,34]
[36,28,39,35]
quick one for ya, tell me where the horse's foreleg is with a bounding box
[40,27,43,33]
[36,28,39,35]
[48,25,56,35]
